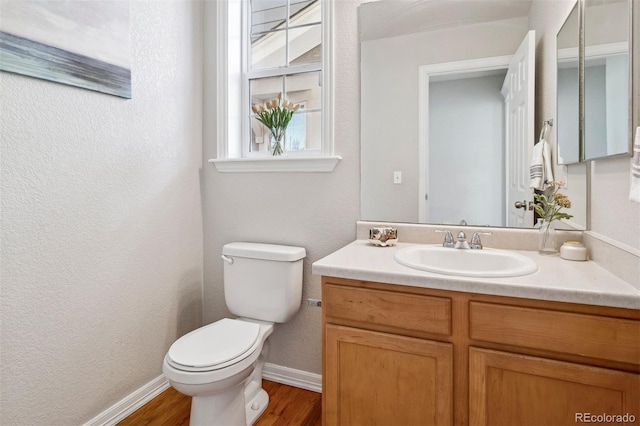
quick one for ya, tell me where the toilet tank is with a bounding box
[222,242,306,323]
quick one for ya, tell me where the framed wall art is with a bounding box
[0,1,131,99]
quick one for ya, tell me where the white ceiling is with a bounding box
[360,0,534,41]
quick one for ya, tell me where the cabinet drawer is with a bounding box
[469,302,640,365]
[323,284,451,335]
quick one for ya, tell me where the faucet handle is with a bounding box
[435,229,454,248]
[470,231,492,249]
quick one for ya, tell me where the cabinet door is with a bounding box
[324,324,453,426]
[469,347,640,425]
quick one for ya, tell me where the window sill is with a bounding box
[209,156,341,173]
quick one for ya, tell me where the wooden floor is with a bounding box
[118,380,321,426]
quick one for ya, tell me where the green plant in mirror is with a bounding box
[534,181,573,255]
[533,181,573,223]
[252,93,300,156]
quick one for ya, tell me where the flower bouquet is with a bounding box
[533,181,573,255]
[251,93,300,156]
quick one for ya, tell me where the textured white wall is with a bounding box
[202,0,361,375]
[591,156,640,249]
[0,1,204,424]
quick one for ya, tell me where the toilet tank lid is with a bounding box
[223,242,306,262]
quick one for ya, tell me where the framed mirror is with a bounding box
[360,0,586,229]
[360,0,535,227]
[583,0,631,161]
[359,0,590,230]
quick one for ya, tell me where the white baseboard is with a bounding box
[83,374,169,426]
[263,363,322,393]
[84,364,321,425]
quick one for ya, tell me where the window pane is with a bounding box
[289,24,321,65]
[251,29,286,70]
[286,110,321,151]
[290,0,320,26]
[249,73,321,155]
[251,0,287,35]
[286,105,307,151]
[285,71,321,152]
[250,0,288,70]
[250,75,284,106]
[251,0,321,70]
[285,71,321,110]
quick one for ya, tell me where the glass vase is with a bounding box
[270,135,284,156]
[538,219,558,255]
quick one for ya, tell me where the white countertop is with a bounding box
[312,240,640,310]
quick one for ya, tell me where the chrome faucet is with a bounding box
[454,231,470,249]
[470,231,492,250]
[435,229,455,248]
[446,231,493,249]
[437,229,492,249]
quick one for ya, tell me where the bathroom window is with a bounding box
[212,0,340,172]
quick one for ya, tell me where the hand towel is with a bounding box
[630,127,640,203]
[530,139,554,191]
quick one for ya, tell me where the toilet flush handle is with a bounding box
[221,254,234,265]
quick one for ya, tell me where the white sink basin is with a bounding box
[394,245,538,278]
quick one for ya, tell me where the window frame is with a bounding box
[211,0,340,173]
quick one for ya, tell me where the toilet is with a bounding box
[163,242,306,426]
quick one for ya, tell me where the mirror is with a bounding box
[583,0,630,161]
[360,0,547,228]
[557,3,580,165]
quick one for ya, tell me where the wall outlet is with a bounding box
[307,298,322,307]
[393,171,402,184]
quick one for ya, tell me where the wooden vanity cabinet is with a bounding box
[325,325,453,425]
[321,277,640,426]
[469,347,639,425]
[323,281,454,425]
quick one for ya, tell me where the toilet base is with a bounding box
[245,388,269,425]
[244,336,270,425]
[190,384,244,425]
[188,375,269,426]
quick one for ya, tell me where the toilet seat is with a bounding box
[167,318,261,372]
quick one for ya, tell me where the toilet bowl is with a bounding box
[163,243,305,426]
[163,318,274,425]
